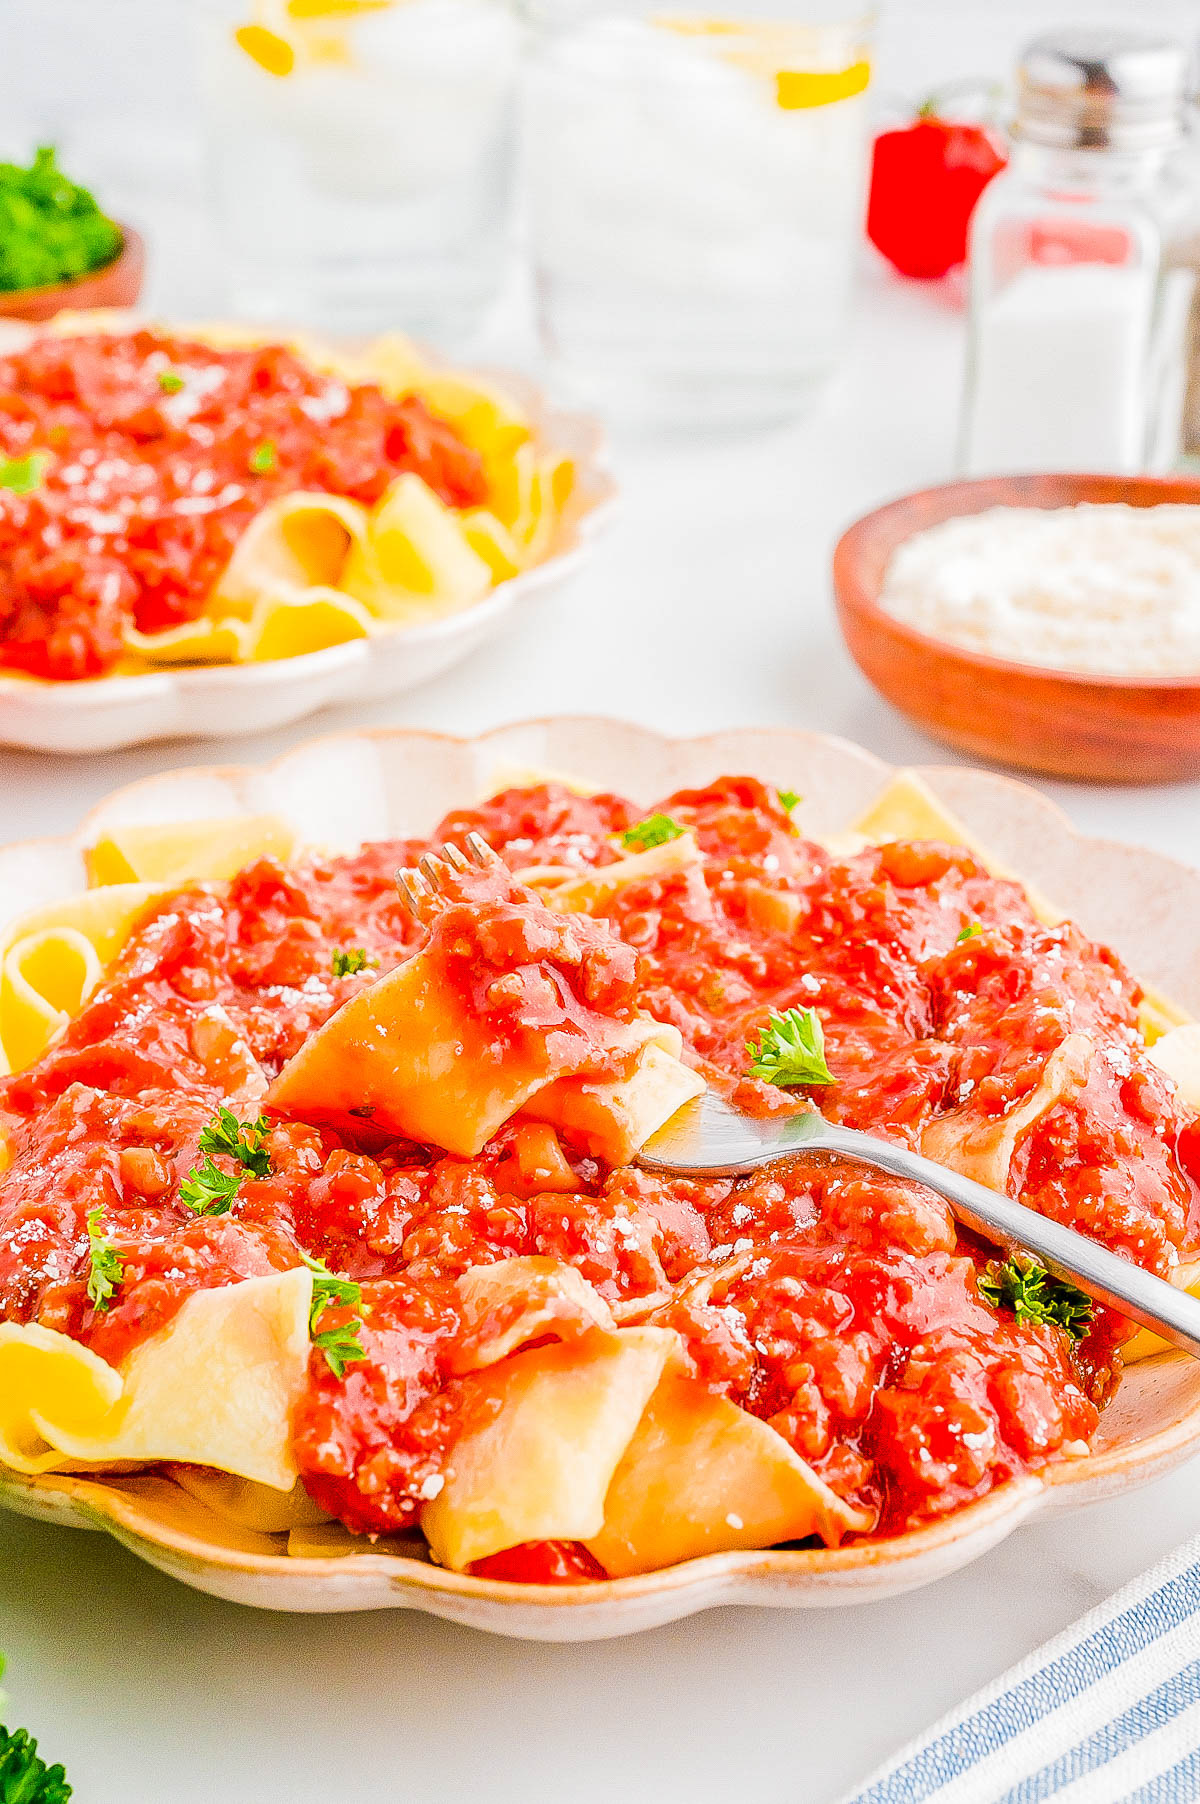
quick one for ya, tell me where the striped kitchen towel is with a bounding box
[839,1533,1200,1804]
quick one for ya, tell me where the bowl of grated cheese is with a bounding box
[833,473,1200,783]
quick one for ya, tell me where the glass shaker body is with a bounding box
[1166,115,1200,467]
[960,140,1191,475]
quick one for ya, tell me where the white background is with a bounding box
[2,2,1200,1800]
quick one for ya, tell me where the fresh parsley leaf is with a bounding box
[312,1320,369,1380]
[956,922,983,943]
[0,452,48,495]
[299,1249,362,1327]
[978,1256,1094,1341]
[179,1156,242,1217]
[0,1721,72,1803]
[746,1005,835,1088]
[85,1207,123,1313]
[248,440,277,474]
[331,948,377,979]
[199,1105,272,1178]
[620,814,683,852]
[300,1250,367,1378]
[157,369,185,394]
[0,145,120,295]
[777,790,801,814]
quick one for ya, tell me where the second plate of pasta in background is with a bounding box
[0,312,614,753]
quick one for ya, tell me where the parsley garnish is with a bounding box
[0,452,48,495]
[313,1319,368,1380]
[248,440,277,474]
[180,1106,272,1213]
[746,1005,835,1087]
[199,1105,272,1178]
[300,1250,368,1378]
[778,790,801,813]
[157,369,185,394]
[332,948,377,978]
[978,1256,1094,1341]
[0,144,119,295]
[85,1207,123,1312]
[0,1663,71,1804]
[179,1156,242,1216]
[957,922,983,943]
[621,814,683,852]
[0,1724,71,1804]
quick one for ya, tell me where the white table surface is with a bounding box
[5,130,1200,1804]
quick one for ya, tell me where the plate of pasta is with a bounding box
[3,717,1200,1641]
[0,314,613,753]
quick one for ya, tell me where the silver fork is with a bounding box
[395,832,499,912]
[639,1087,1200,1359]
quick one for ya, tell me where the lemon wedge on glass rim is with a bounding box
[654,14,870,108]
[233,0,394,76]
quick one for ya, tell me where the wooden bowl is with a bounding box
[0,223,145,323]
[833,473,1200,784]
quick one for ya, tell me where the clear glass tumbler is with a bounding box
[195,0,521,344]
[523,0,875,429]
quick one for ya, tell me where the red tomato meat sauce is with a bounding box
[0,328,487,680]
[1,780,1197,1576]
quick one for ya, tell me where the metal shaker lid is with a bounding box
[1014,28,1188,151]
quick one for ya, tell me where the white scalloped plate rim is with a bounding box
[2,716,1200,1641]
[0,323,616,754]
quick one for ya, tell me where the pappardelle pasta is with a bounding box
[1,773,1198,1584]
[0,313,573,682]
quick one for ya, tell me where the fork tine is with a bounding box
[395,868,432,914]
[465,832,499,868]
[398,839,495,913]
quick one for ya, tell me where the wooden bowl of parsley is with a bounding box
[0,145,143,323]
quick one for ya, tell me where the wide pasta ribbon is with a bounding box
[86,814,295,887]
[921,1034,1094,1194]
[265,851,703,1161]
[0,1268,313,1492]
[420,1257,870,1577]
[0,815,296,1076]
[0,882,170,1073]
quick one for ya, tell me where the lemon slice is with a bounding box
[775,61,870,108]
[233,23,296,76]
[655,15,871,109]
[233,0,392,76]
[286,0,393,15]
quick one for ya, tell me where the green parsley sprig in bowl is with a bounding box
[0,1656,71,1803]
[0,146,143,324]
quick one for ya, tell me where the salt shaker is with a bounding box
[960,30,1192,477]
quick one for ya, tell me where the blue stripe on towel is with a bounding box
[997,1658,1200,1803]
[852,1558,1200,1804]
[1124,1743,1200,1804]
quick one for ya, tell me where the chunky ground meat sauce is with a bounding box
[0,328,486,680]
[1,780,1196,1579]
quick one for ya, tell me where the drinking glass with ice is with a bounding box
[197,0,521,343]
[524,1,875,429]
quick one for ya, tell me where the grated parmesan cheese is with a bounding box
[877,503,1200,676]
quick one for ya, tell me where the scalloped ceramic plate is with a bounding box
[3,718,1200,1640]
[0,328,615,755]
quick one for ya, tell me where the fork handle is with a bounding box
[824,1124,1200,1360]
